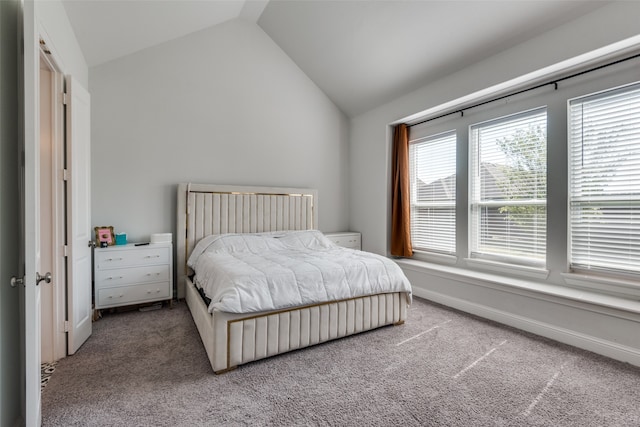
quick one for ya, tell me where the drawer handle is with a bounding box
[144,255,160,259]
[106,257,123,261]
[106,276,124,280]
[145,272,161,276]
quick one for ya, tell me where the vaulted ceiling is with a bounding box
[62,0,609,116]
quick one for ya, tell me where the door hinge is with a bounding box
[62,92,68,105]
[63,245,69,257]
[63,169,69,181]
[63,321,69,332]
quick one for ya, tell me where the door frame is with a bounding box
[20,0,41,424]
[39,41,67,363]
[21,3,71,422]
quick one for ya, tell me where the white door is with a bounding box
[21,0,42,425]
[66,76,92,354]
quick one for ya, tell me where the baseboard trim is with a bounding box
[413,286,640,368]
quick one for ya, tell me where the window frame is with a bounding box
[468,107,548,268]
[567,80,640,279]
[408,130,457,257]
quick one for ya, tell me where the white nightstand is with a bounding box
[94,242,173,309]
[324,232,362,250]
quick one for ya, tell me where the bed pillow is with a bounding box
[187,230,333,268]
[275,230,337,251]
[188,232,283,267]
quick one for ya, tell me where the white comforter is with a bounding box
[187,230,412,314]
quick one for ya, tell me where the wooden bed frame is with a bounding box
[176,183,408,373]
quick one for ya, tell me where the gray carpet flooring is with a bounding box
[42,297,640,426]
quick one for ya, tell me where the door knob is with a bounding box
[36,272,52,286]
[88,240,96,248]
[10,276,24,288]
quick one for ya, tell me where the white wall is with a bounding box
[90,18,349,243]
[1,1,21,424]
[350,1,640,365]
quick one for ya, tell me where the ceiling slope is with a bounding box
[257,0,609,116]
[62,0,608,116]
[62,0,263,67]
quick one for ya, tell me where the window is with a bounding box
[470,108,547,266]
[569,82,640,276]
[402,50,640,292]
[409,131,456,255]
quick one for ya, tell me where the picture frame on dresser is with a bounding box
[94,226,115,246]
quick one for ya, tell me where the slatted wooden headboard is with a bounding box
[176,183,318,298]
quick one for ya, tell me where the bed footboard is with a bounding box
[185,278,408,373]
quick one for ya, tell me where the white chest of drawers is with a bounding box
[324,232,362,250]
[94,242,173,309]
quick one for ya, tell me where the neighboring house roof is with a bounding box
[416,173,455,201]
[416,163,512,201]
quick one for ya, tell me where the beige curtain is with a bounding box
[390,124,413,257]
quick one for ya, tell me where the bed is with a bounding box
[177,183,411,373]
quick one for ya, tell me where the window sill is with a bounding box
[562,272,640,300]
[464,257,549,280]
[396,258,640,319]
[411,250,457,265]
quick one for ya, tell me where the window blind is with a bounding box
[470,108,547,265]
[569,82,640,275]
[409,131,456,254]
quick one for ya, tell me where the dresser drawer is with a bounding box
[325,232,361,250]
[95,246,170,270]
[95,265,170,289]
[96,282,171,308]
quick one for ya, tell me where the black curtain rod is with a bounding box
[408,51,640,128]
